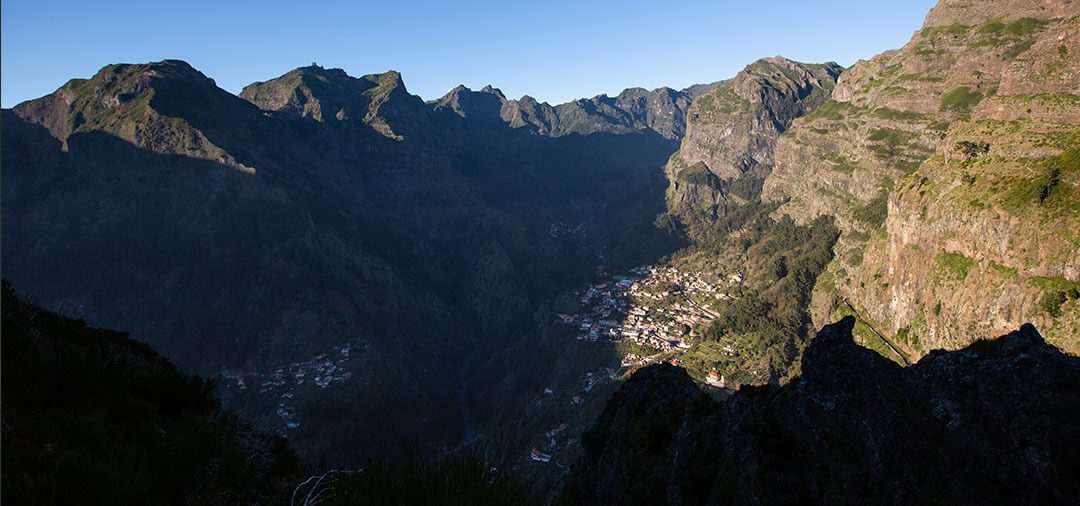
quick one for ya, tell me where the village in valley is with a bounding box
[219,344,357,435]
[558,264,740,357]
[526,264,741,465]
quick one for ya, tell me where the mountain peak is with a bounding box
[90,59,214,88]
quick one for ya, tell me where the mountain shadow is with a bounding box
[0,281,306,505]
[561,316,1080,505]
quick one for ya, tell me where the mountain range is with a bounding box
[2,0,1078,502]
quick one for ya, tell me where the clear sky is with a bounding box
[1,0,938,108]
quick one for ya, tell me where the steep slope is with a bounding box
[761,0,1080,357]
[560,317,1080,505]
[0,282,305,505]
[662,57,843,236]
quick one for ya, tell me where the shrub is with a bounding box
[940,87,984,113]
[956,141,990,159]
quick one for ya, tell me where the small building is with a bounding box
[530,449,551,463]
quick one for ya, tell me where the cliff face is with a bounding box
[560,317,1080,505]
[761,0,1080,357]
[659,57,841,237]
[672,57,842,181]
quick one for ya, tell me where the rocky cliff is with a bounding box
[761,0,1080,357]
[662,57,842,236]
[560,317,1080,505]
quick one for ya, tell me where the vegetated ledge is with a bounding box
[560,316,1080,506]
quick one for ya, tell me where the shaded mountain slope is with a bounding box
[0,282,306,505]
[1,59,688,464]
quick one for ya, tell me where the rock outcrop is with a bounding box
[761,0,1080,357]
[560,316,1080,505]
[661,56,842,236]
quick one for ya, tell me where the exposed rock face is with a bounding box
[240,65,433,140]
[560,317,1080,505]
[661,56,842,235]
[676,57,842,180]
[428,81,713,139]
[761,0,1080,356]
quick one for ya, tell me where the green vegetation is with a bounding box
[852,191,889,228]
[869,127,915,143]
[1039,291,1069,317]
[805,100,865,121]
[617,340,661,358]
[894,157,928,174]
[895,325,921,349]
[977,17,1049,37]
[933,252,978,279]
[922,23,970,37]
[696,85,745,115]
[676,162,721,187]
[846,249,865,267]
[1029,275,1080,317]
[872,107,927,121]
[989,260,1019,278]
[956,140,990,159]
[1001,143,1079,208]
[1029,275,1080,293]
[927,119,952,131]
[823,152,859,175]
[690,213,840,383]
[867,127,919,161]
[940,87,984,113]
[1003,39,1037,61]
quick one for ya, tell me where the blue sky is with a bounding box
[1,0,938,108]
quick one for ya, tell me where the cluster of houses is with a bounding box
[219,344,357,433]
[557,264,739,353]
[258,344,354,394]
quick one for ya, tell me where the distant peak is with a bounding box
[480,85,506,100]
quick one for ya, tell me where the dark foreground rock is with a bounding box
[560,316,1080,505]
